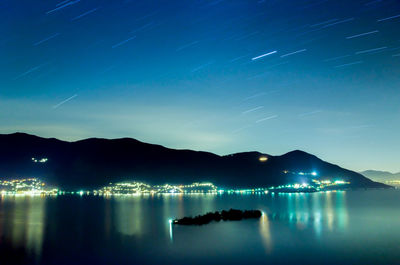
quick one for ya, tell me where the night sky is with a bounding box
[1,0,400,172]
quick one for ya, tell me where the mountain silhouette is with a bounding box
[361,170,400,181]
[0,132,389,190]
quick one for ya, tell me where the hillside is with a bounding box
[0,133,389,190]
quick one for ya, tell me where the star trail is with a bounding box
[1,0,400,172]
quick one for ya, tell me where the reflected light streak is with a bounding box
[169,219,173,242]
[115,197,143,236]
[287,194,295,227]
[336,191,348,230]
[312,193,322,238]
[26,197,46,260]
[259,211,272,253]
[12,198,27,248]
[325,192,334,231]
[295,194,301,225]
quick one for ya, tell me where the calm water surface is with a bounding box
[1,190,400,265]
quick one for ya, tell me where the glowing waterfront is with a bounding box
[93,182,219,196]
[90,170,352,196]
[0,178,58,196]
[0,175,353,197]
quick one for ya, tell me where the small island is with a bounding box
[172,209,262,225]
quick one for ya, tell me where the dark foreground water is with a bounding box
[1,189,400,265]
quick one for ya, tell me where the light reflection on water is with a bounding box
[259,211,272,253]
[266,191,348,236]
[0,192,349,248]
[114,196,143,236]
[26,197,46,258]
[1,190,399,265]
[0,196,46,262]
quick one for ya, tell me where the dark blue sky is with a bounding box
[1,0,400,172]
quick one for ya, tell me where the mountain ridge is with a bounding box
[361,170,400,181]
[0,132,390,190]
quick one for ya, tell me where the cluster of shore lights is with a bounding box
[0,178,58,196]
[0,177,352,197]
[269,179,350,192]
[312,179,350,188]
[93,182,219,195]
